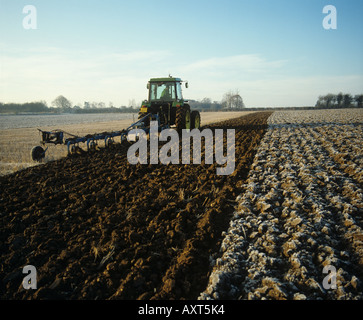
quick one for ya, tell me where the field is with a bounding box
[0,112,247,176]
[0,109,362,300]
[0,110,262,299]
[201,109,363,300]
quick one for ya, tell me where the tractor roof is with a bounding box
[149,77,182,83]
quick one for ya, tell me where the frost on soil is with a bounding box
[200,109,363,300]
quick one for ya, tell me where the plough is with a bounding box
[31,76,200,162]
[31,113,167,162]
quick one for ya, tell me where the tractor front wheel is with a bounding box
[191,110,201,129]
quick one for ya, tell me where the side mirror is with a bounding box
[185,82,189,88]
[147,83,150,89]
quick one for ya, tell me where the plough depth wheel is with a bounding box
[31,146,45,162]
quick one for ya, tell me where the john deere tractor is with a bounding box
[138,76,200,133]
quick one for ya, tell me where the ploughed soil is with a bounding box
[0,112,272,300]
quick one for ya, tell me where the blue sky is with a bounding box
[0,0,362,107]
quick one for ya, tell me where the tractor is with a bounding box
[138,76,201,132]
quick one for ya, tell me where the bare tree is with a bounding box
[354,94,363,108]
[325,93,336,108]
[342,94,353,108]
[336,92,343,108]
[52,95,72,112]
[222,90,245,110]
[128,99,137,108]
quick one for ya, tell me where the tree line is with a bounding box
[0,101,138,114]
[0,91,246,114]
[3,92,361,114]
[315,93,363,108]
[190,90,245,111]
[0,96,138,114]
[0,101,49,114]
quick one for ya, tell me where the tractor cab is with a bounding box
[148,78,185,102]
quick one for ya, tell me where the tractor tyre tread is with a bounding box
[176,105,190,133]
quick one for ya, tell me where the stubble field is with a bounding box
[0,109,362,300]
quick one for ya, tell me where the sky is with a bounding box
[0,0,362,108]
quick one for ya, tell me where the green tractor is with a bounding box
[138,76,201,133]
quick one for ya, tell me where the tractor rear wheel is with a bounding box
[191,110,201,129]
[176,105,191,133]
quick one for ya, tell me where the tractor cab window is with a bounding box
[150,82,176,101]
[176,82,183,100]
